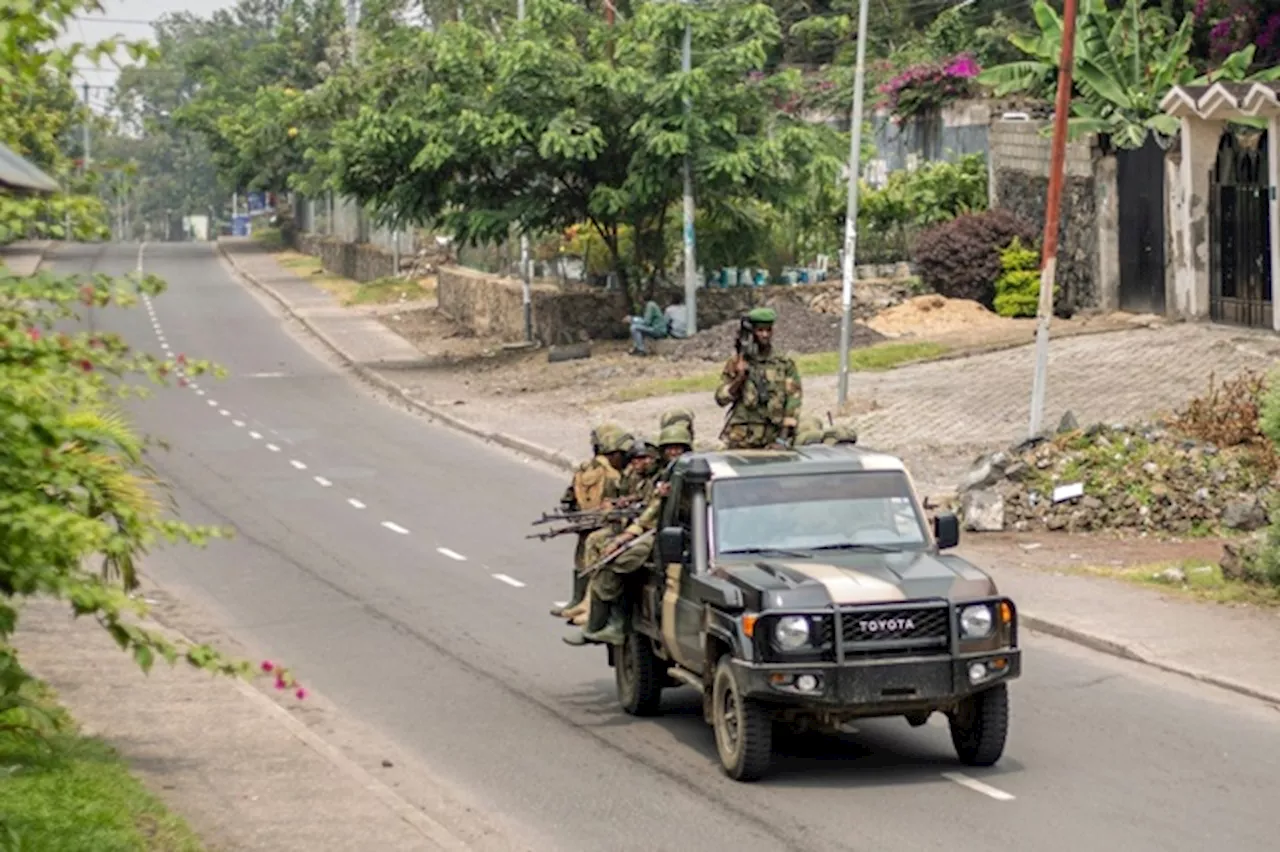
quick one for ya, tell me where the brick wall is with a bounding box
[294,234,396,282]
[988,120,1105,311]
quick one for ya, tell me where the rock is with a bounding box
[1155,566,1187,584]
[959,455,1004,492]
[1220,532,1265,580]
[1057,410,1079,434]
[1003,461,1030,481]
[960,489,1005,532]
[1222,498,1268,531]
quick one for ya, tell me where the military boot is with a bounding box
[582,600,626,646]
[563,592,609,646]
[550,573,589,618]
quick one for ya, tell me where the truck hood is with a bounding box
[720,550,997,605]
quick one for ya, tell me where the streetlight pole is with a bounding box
[681,1,698,335]
[835,0,870,408]
[518,0,532,342]
[1026,0,1080,438]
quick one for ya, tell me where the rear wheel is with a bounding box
[616,633,663,716]
[949,684,1009,767]
[711,656,773,781]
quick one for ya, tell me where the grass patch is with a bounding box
[1067,558,1280,608]
[612,340,949,402]
[0,684,205,852]
[349,276,431,306]
[252,226,285,251]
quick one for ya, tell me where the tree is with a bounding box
[327,0,841,294]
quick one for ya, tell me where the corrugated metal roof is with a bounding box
[0,141,60,194]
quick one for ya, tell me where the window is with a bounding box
[711,471,928,556]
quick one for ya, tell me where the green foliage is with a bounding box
[913,209,1039,307]
[325,0,841,296]
[860,154,989,232]
[978,0,1280,148]
[993,236,1043,318]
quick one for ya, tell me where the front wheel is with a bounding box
[949,684,1009,767]
[711,656,773,781]
[616,633,664,716]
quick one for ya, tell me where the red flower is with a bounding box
[260,660,274,673]
[79,359,93,372]
[80,284,96,305]
[27,327,40,341]
[295,687,308,700]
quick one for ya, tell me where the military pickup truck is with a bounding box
[604,445,1022,781]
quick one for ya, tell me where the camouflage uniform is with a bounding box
[565,421,694,646]
[715,307,802,449]
[549,424,631,618]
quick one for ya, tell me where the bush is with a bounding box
[859,153,989,232]
[913,208,1039,307]
[993,237,1042,317]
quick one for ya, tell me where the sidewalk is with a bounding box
[0,239,53,276]
[13,586,491,852]
[218,238,1280,707]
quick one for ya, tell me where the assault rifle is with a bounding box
[526,504,644,541]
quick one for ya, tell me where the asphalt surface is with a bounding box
[51,241,1280,852]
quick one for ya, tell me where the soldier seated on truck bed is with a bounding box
[564,421,694,647]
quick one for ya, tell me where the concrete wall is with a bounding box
[436,265,877,345]
[296,233,398,283]
[987,119,1118,312]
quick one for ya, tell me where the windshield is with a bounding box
[711,470,929,556]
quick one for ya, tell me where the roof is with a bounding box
[683,446,908,480]
[1161,81,1280,120]
[0,141,60,194]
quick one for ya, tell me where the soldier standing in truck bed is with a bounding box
[714,306,802,449]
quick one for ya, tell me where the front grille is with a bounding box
[840,605,950,656]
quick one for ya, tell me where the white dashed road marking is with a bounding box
[348,498,366,509]
[249,431,263,440]
[314,476,332,487]
[436,548,466,562]
[553,600,568,608]
[219,409,230,416]
[207,399,217,407]
[290,460,307,470]
[382,521,410,535]
[196,389,206,396]
[232,420,245,427]
[941,772,1016,802]
[492,574,526,588]
[266,443,281,452]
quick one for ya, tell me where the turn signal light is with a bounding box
[999,602,1013,624]
[742,614,758,638]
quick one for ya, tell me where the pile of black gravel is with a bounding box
[669,301,886,361]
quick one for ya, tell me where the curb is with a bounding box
[215,240,1280,711]
[214,240,577,475]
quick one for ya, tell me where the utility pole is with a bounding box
[81,82,92,178]
[681,1,698,335]
[518,0,532,342]
[346,0,360,64]
[1026,0,1080,438]
[835,0,871,408]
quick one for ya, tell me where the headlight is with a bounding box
[959,604,994,639]
[774,615,811,650]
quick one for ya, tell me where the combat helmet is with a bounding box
[630,435,658,457]
[657,422,694,449]
[659,408,695,442]
[822,419,859,446]
[595,422,635,455]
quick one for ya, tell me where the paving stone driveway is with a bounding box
[594,323,1280,494]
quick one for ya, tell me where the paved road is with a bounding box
[52,242,1280,852]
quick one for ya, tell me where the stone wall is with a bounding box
[436,265,869,345]
[988,119,1116,313]
[295,233,397,282]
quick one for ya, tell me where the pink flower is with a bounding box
[261,660,274,673]
[275,675,287,690]
[27,327,40,341]
[295,687,308,700]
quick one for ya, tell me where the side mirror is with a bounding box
[657,526,688,564]
[933,512,960,550]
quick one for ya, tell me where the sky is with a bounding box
[64,0,240,110]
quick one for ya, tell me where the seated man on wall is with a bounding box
[625,292,688,356]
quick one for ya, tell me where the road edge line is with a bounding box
[214,240,577,475]
[214,240,1280,711]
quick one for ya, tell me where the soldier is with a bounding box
[564,421,694,646]
[793,414,826,446]
[659,407,695,444]
[549,424,633,619]
[714,307,802,450]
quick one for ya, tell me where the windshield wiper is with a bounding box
[808,542,898,553]
[720,546,813,559]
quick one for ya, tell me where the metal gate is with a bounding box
[1116,136,1168,314]
[1209,130,1272,328]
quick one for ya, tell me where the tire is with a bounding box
[711,656,773,782]
[617,633,664,717]
[949,683,1009,767]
